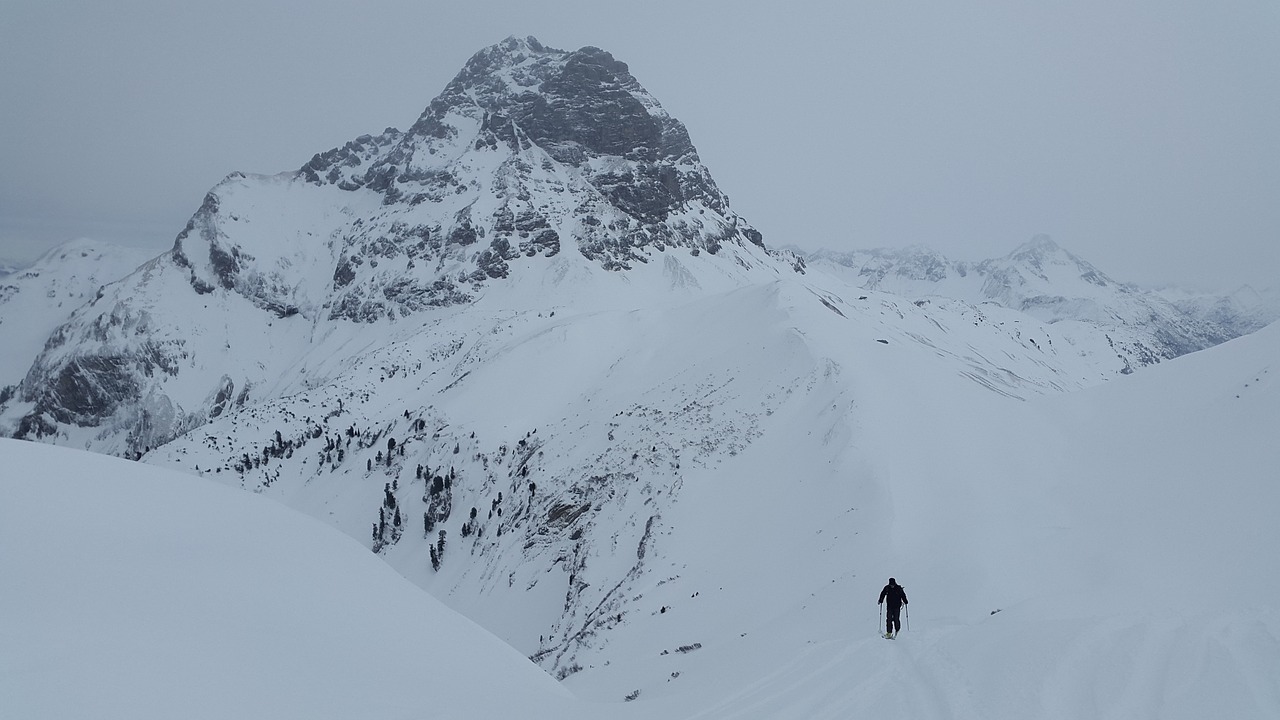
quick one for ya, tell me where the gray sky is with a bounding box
[2,0,1278,290]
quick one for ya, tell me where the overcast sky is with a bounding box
[2,0,1277,290]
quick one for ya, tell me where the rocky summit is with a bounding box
[2,36,795,455]
[294,34,768,320]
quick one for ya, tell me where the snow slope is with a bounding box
[5,295,1276,720]
[541,284,1280,720]
[0,439,588,720]
[557,306,1280,719]
[112,268,1279,718]
[676,311,1280,720]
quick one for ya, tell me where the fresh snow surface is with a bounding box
[556,294,1280,720]
[5,298,1277,719]
[0,439,587,720]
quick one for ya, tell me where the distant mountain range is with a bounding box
[797,235,1278,371]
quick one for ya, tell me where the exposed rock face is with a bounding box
[296,35,765,319]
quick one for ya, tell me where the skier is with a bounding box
[878,577,908,638]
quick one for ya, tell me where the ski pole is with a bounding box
[879,603,883,635]
[905,604,910,632]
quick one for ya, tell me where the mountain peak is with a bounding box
[297,36,767,290]
[1026,233,1058,250]
[425,37,679,161]
[1001,233,1105,281]
[497,34,549,54]
[3,37,784,453]
[1008,233,1066,263]
[461,35,626,83]
[447,35,564,98]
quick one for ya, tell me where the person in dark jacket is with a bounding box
[878,577,908,638]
